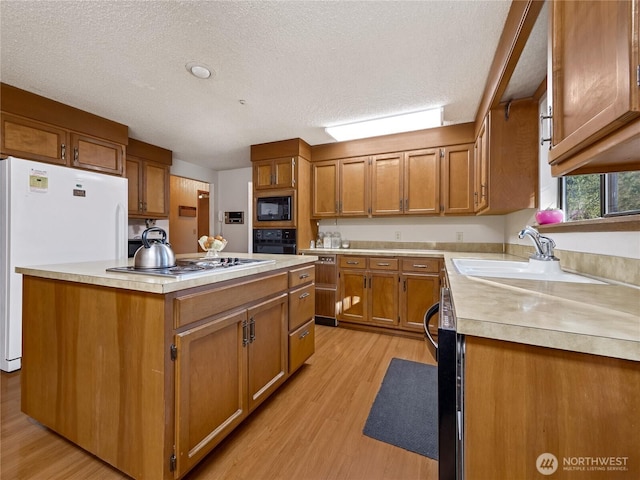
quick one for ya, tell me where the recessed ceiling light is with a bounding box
[185,62,213,79]
[325,108,443,142]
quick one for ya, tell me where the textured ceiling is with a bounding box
[0,1,544,171]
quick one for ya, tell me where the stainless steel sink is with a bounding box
[452,258,605,284]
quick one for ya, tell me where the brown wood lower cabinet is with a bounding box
[337,255,441,336]
[175,310,248,475]
[465,336,640,480]
[399,257,441,334]
[20,264,315,480]
[338,256,399,328]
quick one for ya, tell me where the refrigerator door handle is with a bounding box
[116,203,127,260]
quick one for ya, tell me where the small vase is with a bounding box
[535,209,564,225]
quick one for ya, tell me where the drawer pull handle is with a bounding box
[299,292,310,299]
[412,264,428,268]
[346,261,360,265]
[377,262,390,266]
[299,273,310,279]
[299,330,310,339]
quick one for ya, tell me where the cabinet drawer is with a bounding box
[289,284,315,331]
[289,265,315,288]
[369,257,398,271]
[289,319,315,373]
[339,255,367,269]
[401,258,441,273]
[174,272,288,328]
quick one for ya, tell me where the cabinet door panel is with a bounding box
[1,113,68,165]
[401,274,439,332]
[126,157,142,214]
[404,149,440,215]
[369,272,398,326]
[247,294,287,411]
[340,157,369,216]
[312,160,339,217]
[442,144,474,214]
[371,153,403,215]
[254,161,274,189]
[144,161,169,217]
[71,133,123,175]
[273,157,294,188]
[174,310,248,476]
[550,0,639,163]
[474,119,488,212]
[338,270,367,322]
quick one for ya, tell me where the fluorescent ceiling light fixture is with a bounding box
[325,108,443,141]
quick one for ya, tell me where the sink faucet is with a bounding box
[518,225,558,261]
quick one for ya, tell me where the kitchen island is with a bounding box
[17,253,317,480]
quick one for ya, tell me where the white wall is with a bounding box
[318,215,505,244]
[217,168,252,253]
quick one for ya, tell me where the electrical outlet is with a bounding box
[395,231,401,240]
[456,232,463,242]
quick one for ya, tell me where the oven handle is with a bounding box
[424,302,439,351]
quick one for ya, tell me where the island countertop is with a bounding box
[15,252,318,294]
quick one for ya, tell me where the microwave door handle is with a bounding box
[424,302,439,350]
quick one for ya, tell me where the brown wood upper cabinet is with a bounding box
[371,150,442,215]
[126,138,172,219]
[474,100,538,214]
[441,144,475,214]
[1,112,125,175]
[313,148,443,217]
[548,0,640,175]
[1,84,128,176]
[253,157,296,190]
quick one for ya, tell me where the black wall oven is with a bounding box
[253,228,296,254]
[425,286,465,480]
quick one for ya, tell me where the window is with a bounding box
[561,171,640,221]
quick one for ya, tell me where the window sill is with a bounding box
[537,215,640,233]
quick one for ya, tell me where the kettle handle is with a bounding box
[142,227,168,247]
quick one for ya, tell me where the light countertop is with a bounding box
[302,248,640,361]
[15,253,318,294]
[442,252,639,362]
[16,249,639,361]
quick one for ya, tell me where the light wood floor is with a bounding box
[1,325,437,480]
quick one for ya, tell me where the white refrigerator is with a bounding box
[0,157,128,372]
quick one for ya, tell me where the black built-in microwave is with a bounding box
[256,195,292,222]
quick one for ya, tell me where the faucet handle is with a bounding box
[538,235,557,260]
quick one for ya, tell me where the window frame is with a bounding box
[560,173,640,220]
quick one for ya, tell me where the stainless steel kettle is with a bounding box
[134,227,176,269]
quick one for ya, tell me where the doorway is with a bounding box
[198,191,210,244]
[169,175,210,254]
